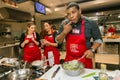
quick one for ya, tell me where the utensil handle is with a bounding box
[23,61,27,69]
[51,66,60,78]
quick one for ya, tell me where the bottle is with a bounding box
[99,64,108,80]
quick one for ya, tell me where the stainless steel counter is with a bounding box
[0,42,20,58]
[103,38,120,42]
[0,42,19,49]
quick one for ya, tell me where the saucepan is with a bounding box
[31,60,45,69]
[0,58,19,67]
[8,68,30,80]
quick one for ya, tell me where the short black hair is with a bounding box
[66,2,80,10]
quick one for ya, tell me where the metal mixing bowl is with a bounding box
[62,60,84,76]
[31,60,44,67]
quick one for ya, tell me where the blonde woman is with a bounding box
[19,23,41,63]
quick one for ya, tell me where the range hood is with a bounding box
[0,7,32,22]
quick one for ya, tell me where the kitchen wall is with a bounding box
[0,15,42,39]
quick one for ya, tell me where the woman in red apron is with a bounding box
[65,19,92,68]
[20,23,41,63]
[41,22,60,66]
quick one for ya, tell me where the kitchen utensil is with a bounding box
[23,61,27,69]
[31,60,44,68]
[31,56,53,68]
[77,56,84,61]
[51,66,60,78]
[8,69,30,80]
[0,58,19,67]
[0,63,15,67]
[0,56,4,59]
[82,72,96,78]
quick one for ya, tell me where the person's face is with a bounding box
[66,6,81,23]
[28,25,36,34]
[44,22,51,32]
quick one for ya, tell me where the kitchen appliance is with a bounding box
[0,58,51,80]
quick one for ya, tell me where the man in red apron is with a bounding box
[65,19,93,68]
[56,2,102,68]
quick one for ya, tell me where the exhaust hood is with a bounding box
[0,7,32,22]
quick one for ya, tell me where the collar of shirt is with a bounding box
[72,17,82,28]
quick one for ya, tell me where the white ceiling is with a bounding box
[0,0,120,20]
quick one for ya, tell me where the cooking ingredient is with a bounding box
[99,64,108,80]
[62,60,83,70]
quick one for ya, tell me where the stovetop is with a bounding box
[0,66,12,80]
[0,65,51,80]
[0,66,11,73]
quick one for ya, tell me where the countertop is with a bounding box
[103,38,120,42]
[0,42,19,48]
[40,65,116,80]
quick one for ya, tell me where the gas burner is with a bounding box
[0,66,11,73]
[0,66,12,80]
[0,64,51,80]
[30,66,51,79]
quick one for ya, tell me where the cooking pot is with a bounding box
[31,60,44,68]
[8,69,30,80]
[0,58,19,67]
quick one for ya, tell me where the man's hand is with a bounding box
[63,21,72,35]
[56,21,72,43]
[82,50,94,59]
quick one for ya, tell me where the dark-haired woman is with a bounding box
[19,23,41,63]
[40,22,60,66]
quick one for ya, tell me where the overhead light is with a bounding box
[31,17,34,21]
[46,8,52,13]
[89,16,98,21]
[96,12,99,15]
[118,15,120,18]
[54,8,59,12]
[54,7,65,11]
[96,12,104,16]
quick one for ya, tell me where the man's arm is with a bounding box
[56,21,72,43]
[82,20,102,59]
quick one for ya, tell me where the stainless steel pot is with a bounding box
[31,60,44,68]
[8,69,30,80]
[0,58,19,67]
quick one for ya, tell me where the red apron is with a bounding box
[65,19,93,68]
[44,34,60,66]
[24,33,41,63]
